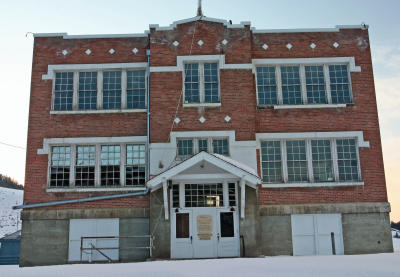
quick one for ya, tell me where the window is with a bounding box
[281,66,302,105]
[336,139,359,181]
[220,212,234,237]
[172,184,180,208]
[212,138,229,155]
[54,72,73,111]
[311,140,334,182]
[78,72,97,110]
[101,145,121,186]
[177,137,229,159]
[329,65,351,104]
[260,141,282,183]
[176,213,189,238]
[286,140,308,182]
[228,183,237,207]
[255,63,352,106]
[75,145,96,186]
[256,66,277,105]
[103,71,122,109]
[184,62,219,104]
[260,138,361,184]
[184,184,223,207]
[50,146,70,187]
[305,66,326,104]
[126,144,146,186]
[127,70,146,109]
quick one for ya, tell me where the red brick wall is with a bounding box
[24,20,387,209]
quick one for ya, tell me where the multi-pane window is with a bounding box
[127,70,146,109]
[336,139,359,181]
[204,63,219,103]
[184,62,220,104]
[311,140,334,182]
[260,138,361,184]
[198,139,208,152]
[75,145,96,186]
[54,72,73,111]
[78,72,97,110]
[50,146,70,187]
[256,66,277,105]
[184,63,200,103]
[329,65,351,104]
[228,183,236,207]
[212,138,229,155]
[305,66,326,104]
[255,63,353,106]
[172,184,180,208]
[126,144,146,186]
[184,184,223,207]
[177,139,194,158]
[101,145,121,186]
[260,141,282,183]
[103,71,122,109]
[286,140,308,182]
[281,66,302,105]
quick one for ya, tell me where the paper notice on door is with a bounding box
[197,215,213,240]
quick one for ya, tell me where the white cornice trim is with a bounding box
[150,54,252,73]
[42,63,147,80]
[37,136,147,155]
[255,131,370,149]
[252,57,361,73]
[252,24,368,34]
[33,32,148,39]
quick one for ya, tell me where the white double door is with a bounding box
[171,207,239,259]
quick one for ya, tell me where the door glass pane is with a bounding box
[220,212,234,237]
[176,213,189,238]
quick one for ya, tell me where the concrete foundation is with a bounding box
[150,189,170,259]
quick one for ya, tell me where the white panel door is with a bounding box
[192,208,217,258]
[291,214,343,256]
[171,210,193,259]
[217,210,240,257]
[68,218,119,262]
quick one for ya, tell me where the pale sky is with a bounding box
[0,0,398,221]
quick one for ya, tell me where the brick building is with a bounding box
[18,12,393,266]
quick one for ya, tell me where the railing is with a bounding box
[80,235,153,262]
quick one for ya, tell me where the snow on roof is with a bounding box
[211,153,258,177]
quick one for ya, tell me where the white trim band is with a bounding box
[50,109,146,115]
[262,181,364,188]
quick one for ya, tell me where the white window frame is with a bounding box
[49,65,147,114]
[259,136,364,188]
[182,60,221,107]
[253,57,359,109]
[47,141,146,192]
[176,137,229,160]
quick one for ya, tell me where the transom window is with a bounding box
[50,146,70,187]
[183,62,220,104]
[54,72,73,111]
[177,137,229,159]
[260,138,361,184]
[52,69,146,112]
[49,143,146,188]
[256,64,352,106]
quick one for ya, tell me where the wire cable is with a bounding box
[0,141,25,150]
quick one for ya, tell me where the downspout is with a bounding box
[146,49,151,182]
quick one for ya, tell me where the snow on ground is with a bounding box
[393,237,400,252]
[0,253,399,277]
[0,187,23,238]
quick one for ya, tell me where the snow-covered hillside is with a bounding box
[0,187,23,238]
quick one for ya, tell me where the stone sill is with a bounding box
[46,187,146,193]
[261,181,364,188]
[50,109,146,115]
[273,104,347,109]
[183,103,221,108]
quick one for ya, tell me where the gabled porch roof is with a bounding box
[147,151,261,191]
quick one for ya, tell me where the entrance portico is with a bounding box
[147,152,261,259]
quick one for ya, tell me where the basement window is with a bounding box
[183,62,220,105]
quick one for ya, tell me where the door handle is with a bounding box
[217,233,220,242]
[190,235,193,244]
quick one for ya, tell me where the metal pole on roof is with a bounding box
[197,0,203,16]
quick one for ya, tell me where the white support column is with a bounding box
[223,181,229,208]
[240,178,246,219]
[162,178,169,220]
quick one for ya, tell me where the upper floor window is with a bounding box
[260,138,361,184]
[177,137,229,159]
[54,72,73,111]
[49,143,146,189]
[256,64,352,106]
[183,62,220,105]
[52,69,146,112]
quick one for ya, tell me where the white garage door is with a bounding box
[68,218,119,262]
[291,214,344,256]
